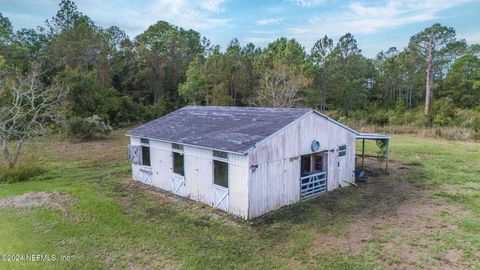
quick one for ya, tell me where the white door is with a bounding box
[213,185,229,211]
[150,152,161,188]
[172,174,186,197]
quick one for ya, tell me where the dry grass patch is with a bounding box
[306,160,472,269]
[0,191,75,213]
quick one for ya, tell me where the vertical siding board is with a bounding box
[183,146,214,205]
[184,146,195,201]
[151,140,173,191]
[228,153,249,218]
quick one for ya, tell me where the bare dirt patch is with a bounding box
[312,198,462,261]
[0,192,75,213]
[308,160,471,269]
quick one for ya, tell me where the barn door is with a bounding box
[300,172,327,199]
[172,174,186,197]
[137,168,153,185]
[300,152,327,199]
[337,145,347,186]
[128,145,142,165]
[213,185,229,211]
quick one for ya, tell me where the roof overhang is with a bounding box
[356,133,390,140]
[125,134,247,155]
[126,108,373,155]
[312,110,360,135]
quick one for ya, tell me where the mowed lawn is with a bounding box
[0,130,479,269]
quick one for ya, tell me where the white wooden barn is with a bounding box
[126,106,361,219]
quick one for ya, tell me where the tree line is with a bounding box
[1,0,479,131]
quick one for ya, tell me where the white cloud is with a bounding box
[287,0,326,8]
[256,17,285,25]
[63,0,231,37]
[199,0,227,13]
[148,0,230,30]
[249,30,279,34]
[459,33,480,44]
[287,0,474,42]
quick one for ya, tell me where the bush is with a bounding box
[66,115,112,141]
[367,110,389,126]
[61,68,120,123]
[0,163,45,183]
[406,109,429,127]
[110,96,143,127]
[430,98,457,126]
[387,100,421,126]
[472,115,480,139]
[457,109,479,127]
[143,99,168,121]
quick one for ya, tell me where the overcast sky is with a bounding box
[2,0,480,57]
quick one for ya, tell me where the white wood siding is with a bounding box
[131,138,172,189]
[130,137,147,183]
[227,154,250,218]
[247,112,356,218]
[150,140,174,191]
[130,137,250,219]
[184,146,213,205]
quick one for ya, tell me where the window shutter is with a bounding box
[128,145,142,165]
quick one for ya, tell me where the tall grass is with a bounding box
[0,163,46,183]
[0,142,47,183]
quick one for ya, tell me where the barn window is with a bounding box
[140,138,149,144]
[338,145,347,157]
[173,152,184,176]
[213,160,228,188]
[301,152,326,176]
[301,155,311,176]
[313,155,323,171]
[172,143,183,151]
[213,150,228,160]
[142,146,151,166]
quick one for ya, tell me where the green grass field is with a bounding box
[0,131,479,269]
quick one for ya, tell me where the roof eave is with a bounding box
[241,109,315,154]
[356,133,390,140]
[125,133,248,155]
[312,110,360,135]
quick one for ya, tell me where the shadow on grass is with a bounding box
[251,162,428,240]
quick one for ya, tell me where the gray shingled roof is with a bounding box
[127,106,312,153]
